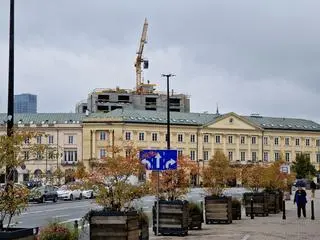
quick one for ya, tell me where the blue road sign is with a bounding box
[139,149,178,171]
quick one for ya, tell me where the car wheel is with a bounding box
[78,193,82,200]
[53,196,58,203]
[40,196,45,203]
[90,192,94,199]
[70,194,73,201]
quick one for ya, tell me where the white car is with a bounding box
[57,184,82,201]
[82,189,95,199]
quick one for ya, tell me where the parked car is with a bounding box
[82,186,99,199]
[29,185,58,203]
[57,184,82,201]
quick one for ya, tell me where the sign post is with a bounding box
[140,149,178,236]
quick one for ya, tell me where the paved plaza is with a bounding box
[149,190,320,240]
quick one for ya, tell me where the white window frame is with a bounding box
[125,132,131,141]
[190,134,195,143]
[215,135,221,144]
[252,136,257,144]
[306,138,310,146]
[228,151,233,161]
[274,137,279,146]
[36,136,42,144]
[138,132,145,141]
[99,149,106,158]
[285,137,290,146]
[204,134,209,143]
[252,152,257,162]
[178,150,183,156]
[68,135,74,144]
[263,152,269,161]
[152,133,158,142]
[100,131,106,141]
[274,152,280,161]
[228,135,233,144]
[190,150,196,160]
[240,136,245,144]
[178,134,183,142]
[295,138,300,146]
[48,135,54,144]
[285,152,290,162]
[263,136,268,145]
[203,151,209,161]
[240,151,246,161]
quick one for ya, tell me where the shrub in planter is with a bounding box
[243,192,269,217]
[149,155,198,236]
[188,201,203,230]
[202,151,234,224]
[81,144,150,240]
[231,199,241,220]
[37,222,78,240]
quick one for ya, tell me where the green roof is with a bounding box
[88,109,219,126]
[1,110,319,132]
[0,113,85,125]
[244,115,320,131]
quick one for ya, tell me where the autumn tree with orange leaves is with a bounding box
[85,144,149,211]
[241,164,268,192]
[202,150,234,196]
[150,155,198,201]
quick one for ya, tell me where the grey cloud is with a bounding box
[1,0,320,122]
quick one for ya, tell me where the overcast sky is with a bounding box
[1,0,320,122]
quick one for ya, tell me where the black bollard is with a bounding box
[250,197,254,219]
[74,220,79,235]
[311,200,315,220]
[282,200,286,220]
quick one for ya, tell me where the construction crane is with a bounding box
[135,18,149,94]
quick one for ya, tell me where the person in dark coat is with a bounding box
[310,180,316,198]
[294,186,307,218]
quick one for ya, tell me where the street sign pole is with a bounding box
[156,170,160,236]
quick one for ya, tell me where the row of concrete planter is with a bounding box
[243,191,283,217]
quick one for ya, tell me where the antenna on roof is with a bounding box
[216,102,220,115]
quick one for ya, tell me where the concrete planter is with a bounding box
[243,192,269,217]
[89,210,141,240]
[0,227,38,240]
[188,201,203,230]
[152,200,189,236]
[205,196,232,224]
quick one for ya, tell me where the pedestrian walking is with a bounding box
[310,180,316,198]
[294,186,307,218]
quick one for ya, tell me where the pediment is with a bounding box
[206,113,261,130]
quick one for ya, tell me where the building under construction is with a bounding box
[75,18,190,114]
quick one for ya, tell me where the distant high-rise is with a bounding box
[14,93,37,113]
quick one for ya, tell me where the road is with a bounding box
[4,199,100,229]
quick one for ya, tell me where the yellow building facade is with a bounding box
[82,109,320,172]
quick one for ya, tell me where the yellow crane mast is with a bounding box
[135,18,149,94]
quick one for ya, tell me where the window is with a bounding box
[240,136,245,144]
[100,131,106,140]
[138,132,145,141]
[24,151,29,161]
[203,151,209,161]
[48,135,54,144]
[228,136,233,144]
[37,152,42,160]
[190,134,195,143]
[203,134,209,143]
[252,152,257,162]
[48,151,55,159]
[64,150,78,162]
[36,136,42,144]
[285,137,290,146]
[306,138,310,146]
[263,152,269,161]
[178,150,183,156]
[215,135,221,144]
[228,151,233,161]
[125,132,131,141]
[125,149,131,157]
[295,138,300,146]
[68,136,74,144]
[316,139,320,147]
[263,136,268,145]
[178,134,183,142]
[99,149,106,158]
[317,153,320,163]
[152,133,158,142]
[24,137,30,144]
[274,152,280,161]
[240,152,246,161]
[252,136,257,144]
[190,150,196,160]
[274,137,279,146]
[285,152,290,162]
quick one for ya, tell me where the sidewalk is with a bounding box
[149,190,320,240]
[79,190,320,240]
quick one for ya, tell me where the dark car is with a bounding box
[24,180,42,189]
[29,185,58,203]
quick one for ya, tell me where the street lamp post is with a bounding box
[6,0,15,185]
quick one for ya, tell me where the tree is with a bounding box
[85,144,149,211]
[292,153,317,179]
[202,150,234,196]
[0,131,36,230]
[149,155,198,201]
[241,164,268,192]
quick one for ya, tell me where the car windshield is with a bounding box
[33,186,45,192]
[58,185,69,191]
